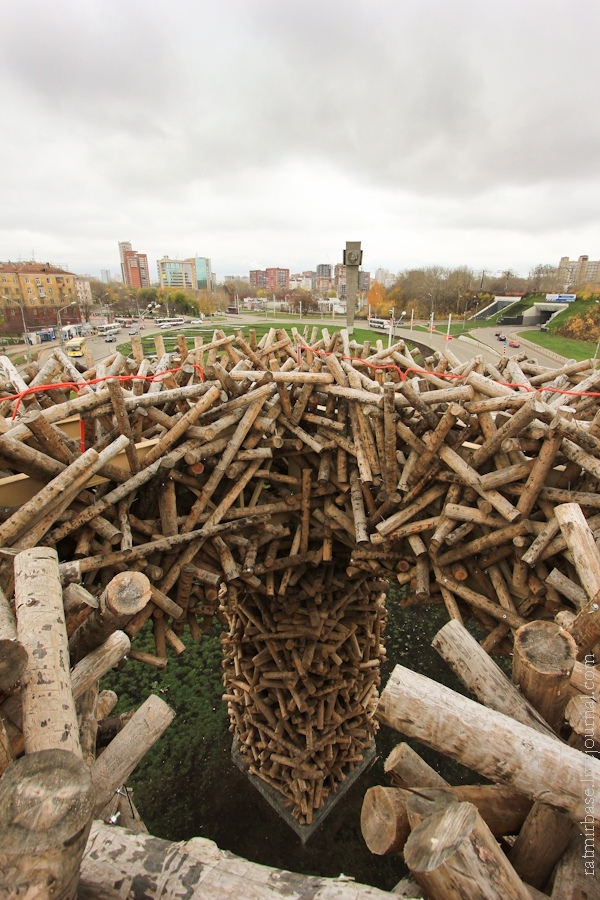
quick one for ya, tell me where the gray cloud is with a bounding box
[1,0,600,277]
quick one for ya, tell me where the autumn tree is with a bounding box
[527,265,561,294]
[367,281,387,316]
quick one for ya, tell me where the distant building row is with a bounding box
[118,242,213,294]
[249,264,370,295]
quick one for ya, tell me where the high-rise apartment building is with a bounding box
[119,242,150,289]
[75,276,93,309]
[157,256,213,294]
[266,268,289,292]
[558,255,600,287]
[358,271,371,292]
[316,263,332,278]
[249,268,289,291]
[118,242,132,279]
[249,270,268,289]
[302,271,316,291]
[0,261,82,331]
[334,263,346,297]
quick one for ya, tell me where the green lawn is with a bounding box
[117,322,419,358]
[544,297,599,333]
[516,330,598,361]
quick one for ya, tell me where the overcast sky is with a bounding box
[1,0,599,282]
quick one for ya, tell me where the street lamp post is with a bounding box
[388,308,394,348]
[2,295,31,361]
[57,303,77,347]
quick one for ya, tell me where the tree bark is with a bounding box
[0,584,27,690]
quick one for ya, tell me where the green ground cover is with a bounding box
[101,586,482,891]
[544,297,599,333]
[517,330,598,361]
[116,322,417,358]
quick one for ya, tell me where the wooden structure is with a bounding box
[0,331,599,893]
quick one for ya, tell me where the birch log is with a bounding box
[0,749,94,900]
[79,821,394,900]
[15,547,81,756]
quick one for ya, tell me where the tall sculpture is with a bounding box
[344,240,362,334]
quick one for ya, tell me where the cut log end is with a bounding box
[514,621,577,677]
[360,785,410,855]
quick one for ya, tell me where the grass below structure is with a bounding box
[101,586,482,892]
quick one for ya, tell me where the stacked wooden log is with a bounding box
[0,546,174,899]
[0,332,599,841]
[361,617,600,898]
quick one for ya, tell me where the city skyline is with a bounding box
[2,1,600,279]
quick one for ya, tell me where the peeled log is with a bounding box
[361,784,533,855]
[90,693,175,815]
[432,619,556,738]
[509,802,574,890]
[69,571,151,663]
[512,620,577,732]
[384,741,449,789]
[403,802,531,900]
[554,502,600,600]
[0,749,94,900]
[70,630,131,701]
[377,664,600,823]
[0,585,27,689]
[15,547,81,756]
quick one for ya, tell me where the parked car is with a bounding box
[509,339,520,348]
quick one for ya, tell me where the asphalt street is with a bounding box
[33,316,562,372]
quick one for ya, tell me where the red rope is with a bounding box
[5,347,600,438]
[6,363,206,420]
[295,344,600,400]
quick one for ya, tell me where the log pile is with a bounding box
[0,546,174,900]
[0,331,599,850]
[361,618,599,898]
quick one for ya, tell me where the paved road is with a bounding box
[33,316,564,372]
[390,323,563,370]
